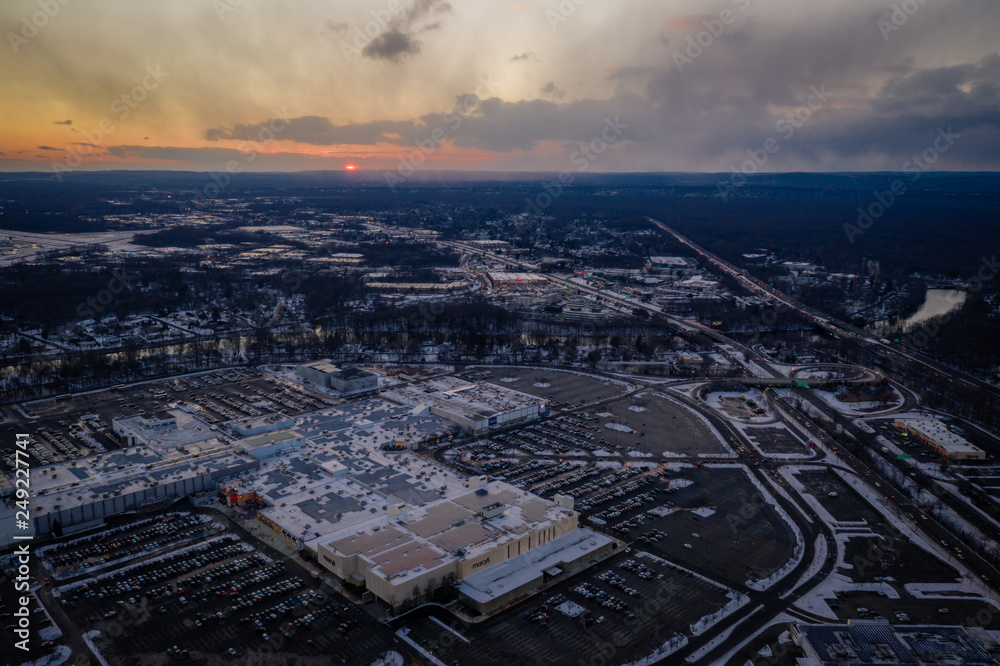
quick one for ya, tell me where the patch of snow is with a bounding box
[605,423,633,433]
[555,600,586,617]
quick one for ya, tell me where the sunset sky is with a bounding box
[2,0,1000,175]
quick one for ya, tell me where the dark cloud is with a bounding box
[541,81,565,100]
[52,119,73,126]
[105,0,997,172]
[201,41,1000,171]
[325,0,451,63]
[363,29,421,62]
[37,145,58,151]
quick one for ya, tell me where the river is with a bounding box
[902,288,967,330]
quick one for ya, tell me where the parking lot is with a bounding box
[841,536,959,585]
[401,548,730,666]
[830,591,1000,629]
[595,392,729,457]
[745,426,809,455]
[471,367,629,410]
[1,368,337,471]
[793,468,885,524]
[34,509,406,664]
[624,465,796,589]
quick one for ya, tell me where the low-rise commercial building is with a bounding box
[792,622,998,665]
[295,359,378,393]
[896,418,986,460]
[383,377,545,433]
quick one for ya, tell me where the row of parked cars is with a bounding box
[49,514,207,569]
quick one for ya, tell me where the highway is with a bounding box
[646,217,998,398]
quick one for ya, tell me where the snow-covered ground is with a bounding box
[83,631,111,666]
[813,386,903,415]
[703,389,774,423]
[606,422,634,433]
[621,635,688,666]
[712,613,798,666]
[690,591,752,637]
[781,535,828,599]
[685,605,762,664]
[555,600,586,617]
[17,645,73,666]
[396,628,446,666]
[760,468,813,526]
